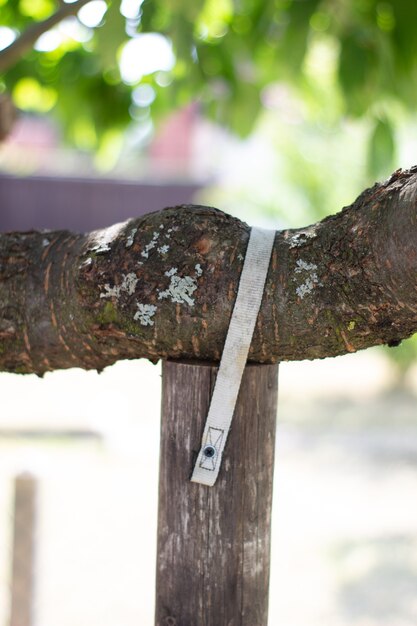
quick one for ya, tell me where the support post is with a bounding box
[9,473,37,626]
[155,360,278,626]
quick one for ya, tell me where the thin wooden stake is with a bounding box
[9,473,37,626]
[155,361,278,626]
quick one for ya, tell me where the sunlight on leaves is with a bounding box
[19,0,54,20]
[77,1,108,28]
[13,77,57,112]
[94,127,124,171]
[119,34,175,84]
[195,0,233,41]
[0,26,16,51]
[71,115,97,150]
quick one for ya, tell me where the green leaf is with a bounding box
[338,31,378,116]
[95,0,127,71]
[273,0,322,75]
[368,117,395,179]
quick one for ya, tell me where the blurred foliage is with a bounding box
[387,333,417,381]
[1,0,417,177]
[368,116,396,178]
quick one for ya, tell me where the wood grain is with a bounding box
[155,361,278,626]
[10,473,37,626]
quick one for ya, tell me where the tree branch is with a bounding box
[1,166,417,375]
[0,93,16,140]
[0,0,94,73]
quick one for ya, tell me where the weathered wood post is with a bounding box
[9,473,37,626]
[155,360,278,626]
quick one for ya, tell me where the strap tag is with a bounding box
[190,227,275,486]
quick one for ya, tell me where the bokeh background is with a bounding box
[1,1,417,624]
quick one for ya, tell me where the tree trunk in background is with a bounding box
[0,94,16,141]
[1,167,417,375]
[155,361,278,626]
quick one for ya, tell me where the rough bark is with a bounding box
[1,166,417,375]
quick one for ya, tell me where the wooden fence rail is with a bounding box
[9,473,37,626]
[156,361,279,626]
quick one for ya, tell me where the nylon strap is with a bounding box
[191,227,276,487]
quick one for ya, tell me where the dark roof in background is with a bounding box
[0,174,202,232]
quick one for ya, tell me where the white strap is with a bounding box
[191,227,275,486]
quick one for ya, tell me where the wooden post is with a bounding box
[9,473,37,626]
[155,361,278,626]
